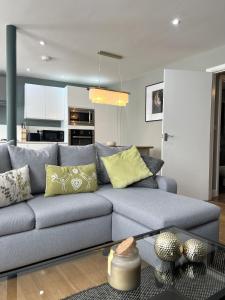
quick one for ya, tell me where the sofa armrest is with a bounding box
[156,175,177,194]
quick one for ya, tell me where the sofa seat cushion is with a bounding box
[0,203,35,237]
[27,193,112,229]
[95,185,220,230]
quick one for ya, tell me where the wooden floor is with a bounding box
[0,252,109,300]
[1,197,225,300]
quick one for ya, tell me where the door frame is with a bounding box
[208,74,217,200]
[212,74,225,197]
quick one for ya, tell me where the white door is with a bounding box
[45,86,65,120]
[162,69,213,200]
[24,84,45,119]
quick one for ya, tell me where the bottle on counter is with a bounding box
[21,123,27,143]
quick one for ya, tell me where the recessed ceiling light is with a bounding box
[41,55,52,62]
[39,40,45,46]
[26,68,30,72]
[171,18,181,26]
[39,290,44,295]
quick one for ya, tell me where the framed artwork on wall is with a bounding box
[145,82,164,122]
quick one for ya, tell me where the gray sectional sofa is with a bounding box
[0,142,221,273]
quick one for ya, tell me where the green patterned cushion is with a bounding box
[45,164,98,197]
[0,165,32,207]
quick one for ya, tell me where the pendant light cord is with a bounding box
[118,61,123,91]
[117,60,123,145]
[98,53,101,88]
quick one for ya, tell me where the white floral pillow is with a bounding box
[0,165,32,208]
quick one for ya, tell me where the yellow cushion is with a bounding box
[45,164,98,197]
[101,146,152,188]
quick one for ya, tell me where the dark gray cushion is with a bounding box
[131,155,164,189]
[131,176,158,189]
[96,185,221,230]
[27,193,112,229]
[0,142,12,173]
[0,202,35,237]
[142,155,164,175]
[8,144,58,194]
[95,143,130,184]
[59,144,96,166]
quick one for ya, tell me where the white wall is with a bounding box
[118,44,225,158]
[118,69,163,158]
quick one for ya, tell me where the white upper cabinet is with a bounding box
[45,86,65,120]
[24,84,65,120]
[24,84,45,119]
[66,86,93,109]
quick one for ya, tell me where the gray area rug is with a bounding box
[63,262,225,300]
[63,266,167,300]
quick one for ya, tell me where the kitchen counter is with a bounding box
[18,141,68,144]
[17,142,68,150]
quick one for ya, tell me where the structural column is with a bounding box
[6,25,17,144]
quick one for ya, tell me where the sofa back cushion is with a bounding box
[8,144,58,194]
[0,142,12,174]
[95,142,130,184]
[59,144,96,166]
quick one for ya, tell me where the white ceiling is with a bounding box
[0,0,225,85]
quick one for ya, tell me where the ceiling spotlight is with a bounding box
[26,68,30,72]
[39,40,45,46]
[41,55,52,62]
[171,18,181,26]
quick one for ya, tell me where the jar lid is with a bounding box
[116,237,136,257]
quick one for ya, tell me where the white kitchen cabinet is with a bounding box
[24,84,45,119]
[24,84,65,121]
[66,86,93,109]
[45,86,65,120]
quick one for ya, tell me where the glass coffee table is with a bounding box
[1,226,225,300]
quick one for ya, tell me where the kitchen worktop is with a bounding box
[18,141,67,144]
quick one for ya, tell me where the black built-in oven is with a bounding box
[70,129,94,146]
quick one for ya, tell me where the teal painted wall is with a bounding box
[0,75,6,124]
[0,75,87,126]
